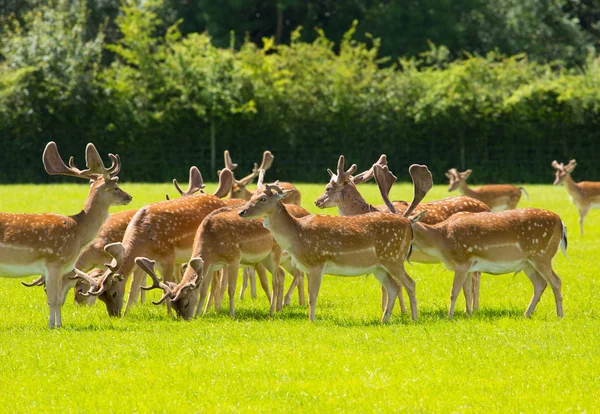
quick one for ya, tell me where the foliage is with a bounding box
[1,1,600,183]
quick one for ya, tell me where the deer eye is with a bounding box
[260,197,267,202]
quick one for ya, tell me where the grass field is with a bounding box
[0,181,598,412]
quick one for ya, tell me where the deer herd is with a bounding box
[1,141,587,328]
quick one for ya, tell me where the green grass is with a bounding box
[0,182,598,412]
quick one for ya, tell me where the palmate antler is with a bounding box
[350,154,388,185]
[43,142,121,182]
[374,163,433,218]
[235,151,275,187]
[173,166,205,197]
[71,243,125,296]
[136,257,173,305]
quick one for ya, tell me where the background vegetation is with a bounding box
[0,182,598,412]
[1,1,600,183]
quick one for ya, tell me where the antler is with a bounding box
[565,159,577,173]
[403,164,433,218]
[236,151,275,187]
[21,275,45,287]
[213,168,233,198]
[43,142,121,182]
[173,166,205,197]
[327,155,358,184]
[224,150,238,171]
[69,268,100,289]
[256,169,266,189]
[136,257,173,305]
[351,154,388,185]
[83,242,125,296]
[373,164,398,214]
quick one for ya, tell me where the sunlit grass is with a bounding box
[0,182,598,412]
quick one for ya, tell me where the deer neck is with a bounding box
[72,188,112,248]
[564,174,582,198]
[263,202,301,252]
[458,181,477,198]
[337,185,373,216]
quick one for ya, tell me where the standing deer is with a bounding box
[315,155,490,311]
[552,159,600,235]
[71,168,233,316]
[446,168,528,211]
[137,173,311,319]
[23,166,207,306]
[377,165,567,318]
[237,165,433,322]
[0,142,131,327]
[223,150,304,304]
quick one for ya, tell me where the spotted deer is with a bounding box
[377,165,567,318]
[315,155,490,311]
[137,173,311,319]
[236,165,433,322]
[446,168,528,211]
[0,142,131,327]
[71,168,233,316]
[223,150,304,304]
[552,159,600,235]
[23,166,207,306]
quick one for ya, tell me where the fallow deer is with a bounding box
[315,155,491,311]
[552,159,600,235]
[236,165,433,322]
[0,142,131,327]
[137,173,311,319]
[446,168,528,211]
[377,165,567,318]
[71,168,234,317]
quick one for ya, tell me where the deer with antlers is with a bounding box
[71,168,233,316]
[376,165,567,318]
[551,159,600,235]
[315,155,491,311]
[0,142,131,327]
[137,171,311,319]
[23,166,208,306]
[235,165,433,322]
[446,168,528,212]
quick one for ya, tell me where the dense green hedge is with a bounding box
[1,2,600,184]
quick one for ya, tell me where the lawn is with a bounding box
[0,181,598,412]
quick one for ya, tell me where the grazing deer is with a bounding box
[552,159,600,235]
[223,150,304,303]
[71,168,233,316]
[137,174,311,319]
[237,165,433,322]
[315,155,491,311]
[23,166,207,306]
[0,142,131,327]
[377,165,567,318]
[446,168,528,211]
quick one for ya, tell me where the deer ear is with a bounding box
[462,170,472,179]
[409,210,428,223]
[278,189,294,200]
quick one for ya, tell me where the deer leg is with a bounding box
[139,273,147,303]
[462,273,473,316]
[522,264,548,317]
[448,265,470,319]
[261,257,283,316]
[373,268,399,323]
[249,267,257,299]
[46,266,62,328]
[305,268,324,321]
[255,264,272,304]
[206,270,221,312]
[214,270,228,312]
[471,272,481,311]
[196,271,213,317]
[284,271,300,306]
[159,260,176,316]
[239,268,249,300]
[296,271,306,306]
[386,266,418,321]
[227,264,239,318]
[529,259,563,317]
[125,267,146,315]
[579,206,590,235]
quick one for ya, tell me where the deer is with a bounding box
[70,168,234,317]
[136,173,311,319]
[314,155,491,311]
[551,159,600,235]
[446,168,528,211]
[235,164,433,323]
[22,166,207,306]
[376,165,567,318]
[0,141,131,327]
[223,149,304,304]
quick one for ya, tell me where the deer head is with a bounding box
[551,159,577,185]
[43,141,132,207]
[226,151,274,200]
[446,168,472,192]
